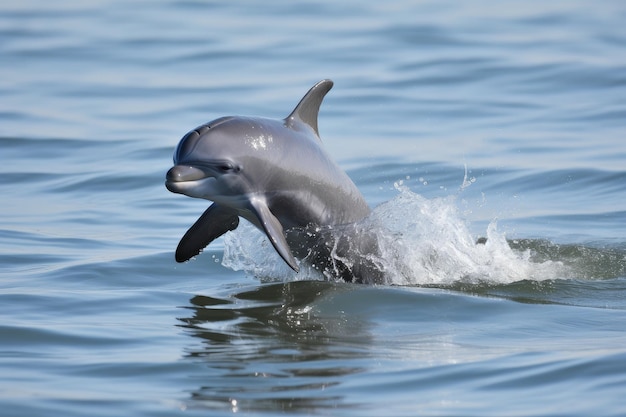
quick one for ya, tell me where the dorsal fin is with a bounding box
[285,79,333,136]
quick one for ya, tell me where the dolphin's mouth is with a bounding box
[165,165,215,195]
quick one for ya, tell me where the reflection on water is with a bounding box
[178,281,371,413]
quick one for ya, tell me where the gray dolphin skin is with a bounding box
[166,79,372,279]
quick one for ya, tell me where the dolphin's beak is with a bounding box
[166,165,207,182]
[165,165,213,194]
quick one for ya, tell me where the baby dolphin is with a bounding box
[166,79,371,277]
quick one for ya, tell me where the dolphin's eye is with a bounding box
[217,163,240,173]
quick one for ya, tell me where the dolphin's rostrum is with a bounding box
[166,80,371,279]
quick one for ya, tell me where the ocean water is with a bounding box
[2,1,626,416]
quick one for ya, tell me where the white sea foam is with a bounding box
[222,187,567,285]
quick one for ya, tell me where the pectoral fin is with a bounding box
[175,203,239,263]
[249,198,299,272]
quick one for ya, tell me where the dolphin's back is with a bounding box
[229,116,369,228]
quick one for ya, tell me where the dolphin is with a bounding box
[165,79,372,277]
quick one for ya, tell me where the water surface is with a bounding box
[1,1,625,416]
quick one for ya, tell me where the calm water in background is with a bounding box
[2,1,626,416]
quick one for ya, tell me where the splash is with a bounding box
[222,187,567,285]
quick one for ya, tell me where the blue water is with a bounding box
[2,1,626,416]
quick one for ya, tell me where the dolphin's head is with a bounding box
[165,116,256,207]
